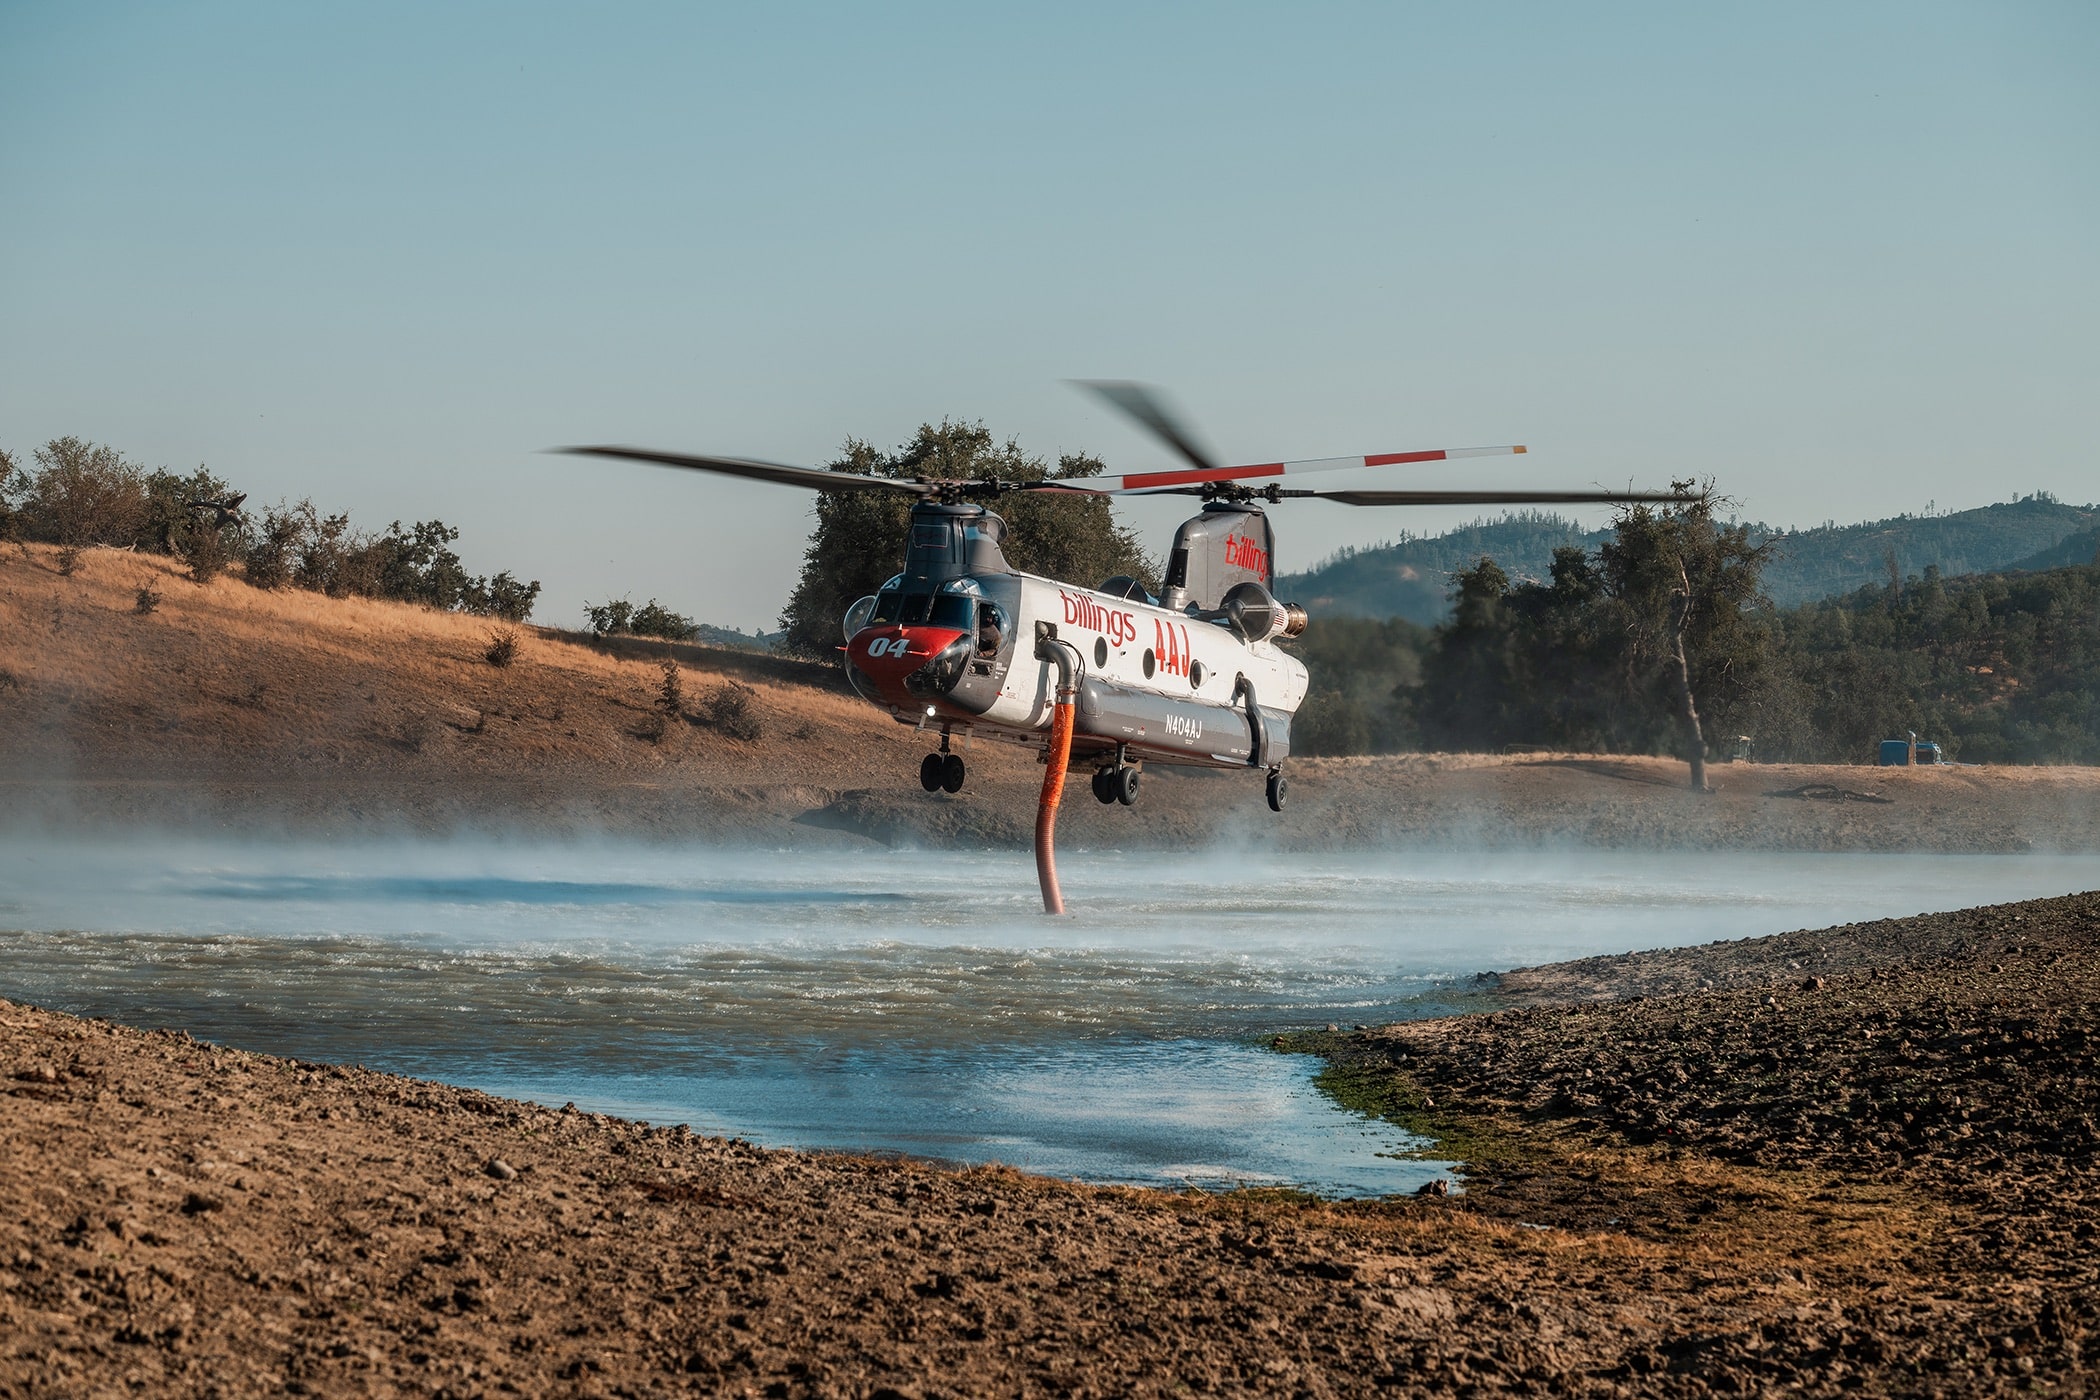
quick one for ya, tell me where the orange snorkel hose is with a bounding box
[1034,631,1082,915]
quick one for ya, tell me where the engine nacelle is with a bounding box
[1219,581,1294,644]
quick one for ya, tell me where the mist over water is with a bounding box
[2,834,2089,1195]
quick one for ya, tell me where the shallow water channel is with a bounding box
[1,836,2089,1196]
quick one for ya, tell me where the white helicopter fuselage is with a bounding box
[840,504,1308,773]
[990,573,1306,757]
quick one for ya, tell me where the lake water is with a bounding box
[1,835,2089,1196]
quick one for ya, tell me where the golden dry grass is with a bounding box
[0,541,956,787]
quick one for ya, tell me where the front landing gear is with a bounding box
[1266,766,1288,813]
[920,751,966,794]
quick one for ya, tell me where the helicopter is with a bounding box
[568,383,1697,814]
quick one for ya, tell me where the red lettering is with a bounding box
[1224,533,1269,581]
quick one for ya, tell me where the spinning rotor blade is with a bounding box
[1053,383,1529,494]
[1069,380,1223,474]
[559,445,933,495]
[1051,444,1533,495]
[1301,487,1702,507]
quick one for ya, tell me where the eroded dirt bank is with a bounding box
[5,890,2097,1397]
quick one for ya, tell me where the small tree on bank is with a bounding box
[1599,484,1777,790]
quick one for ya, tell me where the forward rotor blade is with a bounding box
[1029,443,1530,495]
[1306,488,1701,507]
[559,445,932,495]
[1069,380,1222,474]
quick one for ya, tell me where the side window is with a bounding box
[975,603,1005,656]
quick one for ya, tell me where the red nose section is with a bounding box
[846,626,969,703]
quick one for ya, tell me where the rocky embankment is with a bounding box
[1305,889,2100,1392]
[2,890,2096,1396]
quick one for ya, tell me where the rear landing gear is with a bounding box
[1092,764,1140,806]
[1266,766,1287,813]
[920,752,967,793]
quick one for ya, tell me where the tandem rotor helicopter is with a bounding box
[567,382,1695,816]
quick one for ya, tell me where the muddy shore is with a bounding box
[5,890,2096,1397]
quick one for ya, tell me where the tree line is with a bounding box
[1,437,540,621]
[1293,495,2100,768]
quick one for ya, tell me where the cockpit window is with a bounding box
[873,579,988,633]
[928,595,974,630]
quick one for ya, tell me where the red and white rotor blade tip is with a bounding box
[1041,445,1528,495]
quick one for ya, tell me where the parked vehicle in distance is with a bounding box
[1879,738,1943,765]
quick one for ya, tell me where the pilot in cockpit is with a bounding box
[975,603,1005,657]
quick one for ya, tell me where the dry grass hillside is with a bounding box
[5,541,2097,849]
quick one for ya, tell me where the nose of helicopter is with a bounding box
[845,624,971,704]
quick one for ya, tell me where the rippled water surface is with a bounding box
[1,836,2088,1195]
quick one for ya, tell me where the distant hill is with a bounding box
[2009,525,2100,573]
[694,622,782,653]
[1278,513,1611,624]
[1279,495,2099,624]
[1755,495,2097,606]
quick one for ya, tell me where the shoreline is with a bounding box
[6,889,2096,1394]
[7,758,2099,854]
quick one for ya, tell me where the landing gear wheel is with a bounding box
[919,753,944,792]
[940,752,967,794]
[1115,765,1141,807]
[1266,767,1287,813]
[1091,768,1117,805]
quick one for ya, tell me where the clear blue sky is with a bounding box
[3,2,2094,630]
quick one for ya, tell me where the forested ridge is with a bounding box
[1280,495,2098,624]
[1293,551,2100,766]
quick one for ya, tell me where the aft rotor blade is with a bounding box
[1030,443,1531,495]
[559,445,933,495]
[1306,488,1701,507]
[1069,380,1223,474]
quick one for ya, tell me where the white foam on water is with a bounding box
[1,834,2090,1195]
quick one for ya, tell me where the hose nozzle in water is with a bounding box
[1034,624,1083,915]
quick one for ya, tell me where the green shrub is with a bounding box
[694,683,761,741]
[242,505,303,589]
[14,439,147,546]
[584,597,697,640]
[658,660,684,715]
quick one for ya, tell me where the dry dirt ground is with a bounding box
[4,892,2097,1398]
[4,542,2097,851]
